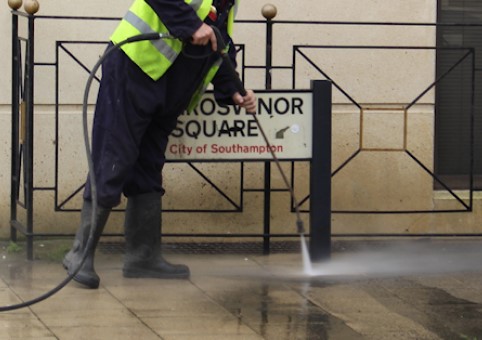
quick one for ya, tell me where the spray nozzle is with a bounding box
[296,220,305,235]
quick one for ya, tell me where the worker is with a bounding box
[63,0,257,289]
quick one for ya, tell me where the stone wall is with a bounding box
[2,0,478,240]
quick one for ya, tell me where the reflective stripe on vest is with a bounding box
[110,0,239,111]
[111,0,213,80]
[123,11,178,64]
[227,0,239,36]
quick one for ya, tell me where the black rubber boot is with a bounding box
[123,192,190,279]
[63,200,110,289]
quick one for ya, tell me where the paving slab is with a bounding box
[1,238,482,339]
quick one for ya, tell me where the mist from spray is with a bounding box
[174,240,482,283]
[304,240,482,278]
[300,234,313,275]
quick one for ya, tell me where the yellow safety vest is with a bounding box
[111,0,238,83]
[187,0,239,111]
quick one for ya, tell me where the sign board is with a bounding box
[166,90,313,161]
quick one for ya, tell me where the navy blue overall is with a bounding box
[84,0,237,208]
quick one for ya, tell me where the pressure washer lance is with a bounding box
[0,29,306,312]
[211,26,305,235]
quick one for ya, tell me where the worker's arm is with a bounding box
[212,61,257,113]
[145,0,217,49]
[212,35,257,112]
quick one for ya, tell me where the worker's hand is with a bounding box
[233,89,257,114]
[191,23,217,51]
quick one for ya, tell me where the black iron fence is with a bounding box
[9,7,481,259]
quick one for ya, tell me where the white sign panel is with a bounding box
[166,91,313,161]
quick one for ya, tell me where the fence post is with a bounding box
[261,4,277,254]
[10,4,20,243]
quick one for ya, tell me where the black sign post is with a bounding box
[309,80,332,261]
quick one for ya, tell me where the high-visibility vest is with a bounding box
[111,0,238,82]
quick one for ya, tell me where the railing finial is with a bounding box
[24,0,39,14]
[261,3,277,20]
[8,0,23,10]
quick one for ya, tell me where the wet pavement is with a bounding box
[1,238,482,339]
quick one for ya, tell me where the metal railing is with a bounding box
[9,4,482,259]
